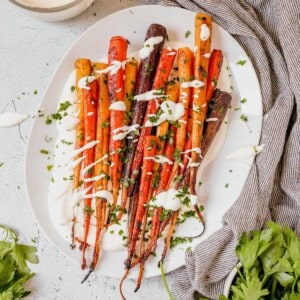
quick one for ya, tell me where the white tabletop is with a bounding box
[0,1,180,299]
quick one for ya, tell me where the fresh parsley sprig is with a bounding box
[0,225,38,299]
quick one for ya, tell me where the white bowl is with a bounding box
[9,0,94,21]
[223,262,241,297]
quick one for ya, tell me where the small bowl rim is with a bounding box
[223,262,242,297]
[9,0,85,13]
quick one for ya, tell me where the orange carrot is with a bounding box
[190,13,212,195]
[71,59,92,247]
[206,49,223,102]
[108,36,128,207]
[124,58,138,125]
[87,63,110,276]
[81,79,99,269]
[125,136,157,270]
[167,47,193,187]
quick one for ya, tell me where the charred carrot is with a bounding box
[125,136,157,269]
[190,13,212,195]
[120,24,166,220]
[108,36,128,207]
[206,49,223,102]
[142,135,176,262]
[81,79,99,270]
[128,47,177,197]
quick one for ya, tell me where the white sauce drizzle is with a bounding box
[82,154,108,175]
[0,112,28,128]
[112,124,140,141]
[134,89,165,102]
[95,60,123,76]
[203,53,211,58]
[226,144,265,160]
[69,140,99,161]
[83,174,106,183]
[84,190,113,204]
[78,76,96,90]
[181,80,205,88]
[138,36,164,59]
[200,24,210,41]
[145,100,184,127]
[206,118,219,122]
[144,155,173,165]
[58,115,79,131]
[149,188,198,211]
[109,101,126,111]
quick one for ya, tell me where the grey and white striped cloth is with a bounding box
[142,0,300,299]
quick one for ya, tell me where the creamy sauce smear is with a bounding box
[48,42,234,252]
[0,112,28,128]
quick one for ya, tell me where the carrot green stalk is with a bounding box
[128,47,177,197]
[72,59,92,247]
[108,36,128,207]
[81,79,99,270]
[190,13,212,195]
[206,49,223,102]
[124,58,138,125]
[167,47,193,187]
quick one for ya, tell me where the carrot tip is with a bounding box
[81,267,94,284]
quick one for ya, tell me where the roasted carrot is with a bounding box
[73,59,92,190]
[108,36,128,207]
[125,136,157,269]
[128,47,177,197]
[159,210,179,265]
[142,135,176,262]
[190,13,212,195]
[148,84,179,200]
[206,49,223,102]
[124,58,138,125]
[120,24,166,221]
[86,63,110,277]
[81,79,99,270]
[167,47,193,187]
[71,59,92,247]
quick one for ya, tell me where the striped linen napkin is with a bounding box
[143,0,300,298]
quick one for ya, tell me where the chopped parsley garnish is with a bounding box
[70,85,76,93]
[34,89,37,95]
[225,183,229,188]
[0,162,3,167]
[170,236,193,249]
[185,30,191,38]
[40,149,49,155]
[236,60,247,66]
[47,165,53,171]
[240,97,247,104]
[240,114,248,122]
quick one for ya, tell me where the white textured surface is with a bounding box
[0,1,181,299]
